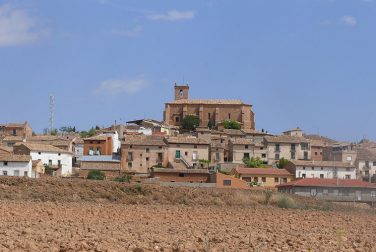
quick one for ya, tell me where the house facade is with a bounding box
[0,122,32,139]
[264,135,311,165]
[229,139,267,164]
[355,148,376,180]
[13,143,73,176]
[231,167,293,187]
[0,155,33,177]
[166,137,210,169]
[83,135,113,156]
[164,84,255,130]
[285,160,356,180]
[121,135,168,174]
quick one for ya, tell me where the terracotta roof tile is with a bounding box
[289,160,354,168]
[277,178,376,189]
[0,154,31,162]
[16,143,72,154]
[166,137,210,145]
[166,99,250,105]
[235,167,293,176]
[153,168,209,174]
[264,135,310,144]
[123,135,167,146]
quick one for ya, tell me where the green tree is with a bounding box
[223,120,241,130]
[59,126,76,133]
[276,158,289,169]
[80,127,96,138]
[243,157,265,168]
[87,170,105,180]
[182,115,200,131]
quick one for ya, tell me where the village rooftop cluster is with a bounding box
[1,84,376,203]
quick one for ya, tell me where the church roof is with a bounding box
[166,99,251,106]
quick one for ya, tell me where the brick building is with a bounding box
[83,135,113,156]
[0,122,32,139]
[163,84,255,130]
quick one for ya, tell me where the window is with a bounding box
[194,145,197,149]
[140,154,143,157]
[49,160,52,166]
[158,146,162,149]
[243,153,250,160]
[303,166,306,170]
[320,174,324,179]
[321,167,324,170]
[304,152,309,160]
[146,148,150,153]
[228,113,231,119]
[262,177,266,183]
[4,162,8,166]
[262,154,266,158]
[302,174,306,178]
[260,147,264,150]
[128,162,132,169]
[283,178,287,183]
[12,129,17,136]
[346,156,352,161]
[345,175,351,179]
[146,157,150,161]
[291,144,296,152]
[245,145,249,149]
[208,113,211,120]
[223,180,232,186]
[275,154,280,160]
[179,173,185,177]
[311,167,314,170]
[373,162,376,166]
[346,168,350,171]
[371,191,376,198]
[14,170,19,176]
[274,177,279,183]
[175,117,180,123]
[315,152,318,156]
[38,152,41,155]
[3,171,7,176]
[128,152,133,161]
[58,160,61,166]
[130,145,133,149]
[179,89,183,97]
[185,152,188,156]
[24,171,28,177]
[323,189,329,195]
[291,152,295,160]
[90,141,93,144]
[215,152,220,161]
[58,153,61,156]
[254,177,259,182]
[275,144,280,152]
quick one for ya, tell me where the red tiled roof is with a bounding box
[235,167,293,176]
[276,178,376,189]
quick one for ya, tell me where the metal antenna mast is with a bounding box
[49,94,55,134]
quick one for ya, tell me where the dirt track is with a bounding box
[0,178,375,251]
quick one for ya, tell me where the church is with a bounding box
[163,84,255,130]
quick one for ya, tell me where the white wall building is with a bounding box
[285,160,356,180]
[0,155,33,178]
[14,143,73,176]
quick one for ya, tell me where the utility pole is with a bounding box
[49,94,55,134]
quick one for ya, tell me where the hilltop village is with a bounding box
[1,84,376,202]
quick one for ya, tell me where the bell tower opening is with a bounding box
[174,83,189,100]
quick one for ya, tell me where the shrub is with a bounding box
[87,170,105,180]
[243,157,266,168]
[276,158,289,169]
[223,120,241,130]
[182,115,200,131]
[276,196,295,209]
[113,174,132,183]
[263,190,273,205]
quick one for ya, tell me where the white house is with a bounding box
[14,143,73,176]
[285,160,356,180]
[0,154,33,177]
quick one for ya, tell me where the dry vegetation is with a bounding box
[0,177,375,251]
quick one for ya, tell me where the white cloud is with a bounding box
[95,79,149,95]
[112,26,143,38]
[0,4,47,47]
[148,10,196,21]
[341,15,357,26]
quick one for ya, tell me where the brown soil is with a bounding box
[0,177,375,251]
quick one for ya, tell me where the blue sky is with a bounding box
[0,0,375,141]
